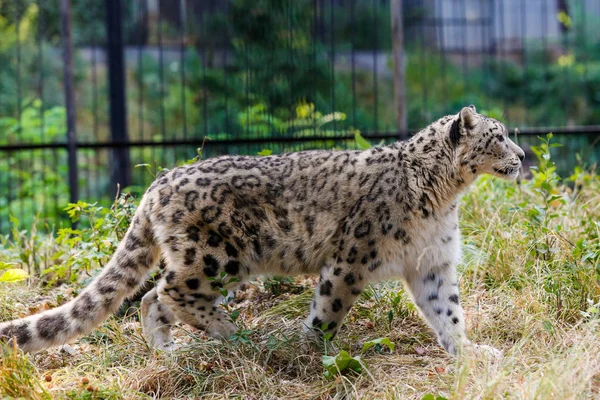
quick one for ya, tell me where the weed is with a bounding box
[0,343,51,400]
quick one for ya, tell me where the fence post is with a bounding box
[391,0,407,139]
[105,0,131,195]
[557,0,569,32]
[60,0,78,205]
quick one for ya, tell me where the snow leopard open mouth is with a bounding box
[493,166,518,176]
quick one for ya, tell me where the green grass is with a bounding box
[1,151,599,398]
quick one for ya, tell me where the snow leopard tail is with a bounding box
[0,197,161,353]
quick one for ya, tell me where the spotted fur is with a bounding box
[0,106,523,357]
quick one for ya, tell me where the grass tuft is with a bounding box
[0,342,51,400]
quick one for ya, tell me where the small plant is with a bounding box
[580,299,600,322]
[207,271,242,298]
[0,344,51,400]
[421,394,448,400]
[136,140,209,180]
[322,350,365,379]
[47,193,138,283]
[353,129,372,150]
[257,149,273,156]
[263,276,301,296]
[529,133,563,202]
[523,133,567,260]
[206,271,248,340]
[134,161,170,179]
[361,337,395,354]
[230,329,255,345]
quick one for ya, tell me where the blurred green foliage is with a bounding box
[0,101,70,228]
[0,0,599,230]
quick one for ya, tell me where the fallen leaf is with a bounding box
[29,302,51,314]
[359,319,375,329]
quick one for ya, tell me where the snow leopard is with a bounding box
[0,105,524,359]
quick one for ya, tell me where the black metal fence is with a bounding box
[1,0,599,232]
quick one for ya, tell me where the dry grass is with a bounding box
[1,168,599,399]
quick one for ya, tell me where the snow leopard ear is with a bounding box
[449,105,478,146]
[459,105,478,130]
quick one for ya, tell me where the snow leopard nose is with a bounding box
[507,138,525,162]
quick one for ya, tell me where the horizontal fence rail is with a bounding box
[0,126,599,153]
[1,125,600,152]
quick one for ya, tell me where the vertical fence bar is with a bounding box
[137,0,146,143]
[391,0,406,138]
[559,0,570,124]
[541,0,549,123]
[157,3,167,143]
[350,0,356,130]
[520,0,528,125]
[179,0,188,142]
[105,0,131,194]
[201,8,208,140]
[329,0,336,133]
[311,1,318,139]
[418,2,427,127]
[372,0,378,133]
[15,4,22,139]
[60,0,79,205]
[16,7,24,224]
[37,0,47,223]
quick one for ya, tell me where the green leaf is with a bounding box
[0,269,29,282]
[354,130,372,150]
[421,395,448,400]
[257,149,273,156]
[542,320,554,334]
[582,252,597,262]
[362,337,396,353]
[322,350,364,379]
[0,261,17,270]
[9,215,19,229]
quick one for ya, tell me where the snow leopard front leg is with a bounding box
[405,261,502,359]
